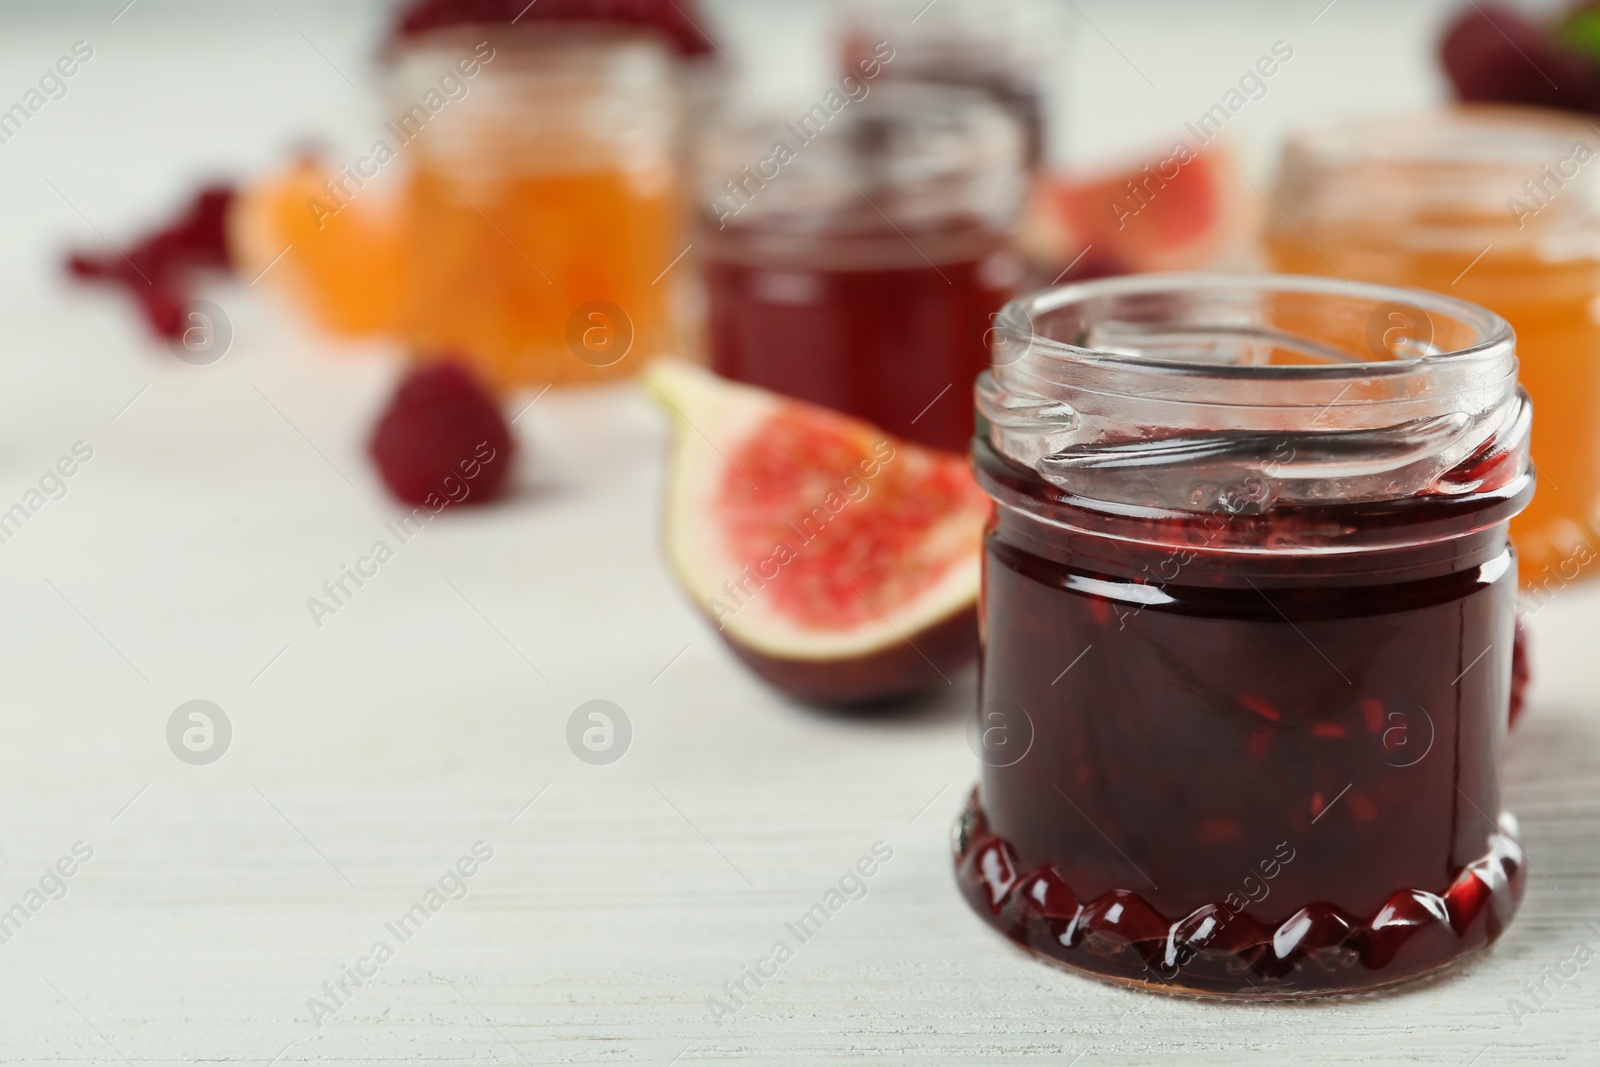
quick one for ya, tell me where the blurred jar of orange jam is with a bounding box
[390,25,684,390]
[1267,107,1600,585]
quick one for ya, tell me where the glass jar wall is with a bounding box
[391,24,683,390]
[697,83,1026,453]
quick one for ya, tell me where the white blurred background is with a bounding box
[3,3,1597,1063]
[0,0,1494,281]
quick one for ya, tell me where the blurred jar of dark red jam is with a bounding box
[696,83,1026,454]
[958,274,1534,997]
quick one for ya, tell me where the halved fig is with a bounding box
[647,361,987,705]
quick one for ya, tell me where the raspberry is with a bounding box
[390,0,714,56]
[368,360,515,507]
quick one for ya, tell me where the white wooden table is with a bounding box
[2,2,1597,1062]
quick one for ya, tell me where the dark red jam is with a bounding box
[706,224,1017,454]
[958,437,1530,997]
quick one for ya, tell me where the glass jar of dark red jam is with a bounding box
[696,83,1026,454]
[957,274,1533,997]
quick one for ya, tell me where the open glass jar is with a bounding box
[1267,107,1600,587]
[696,82,1026,453]
[390,23,682,390]
[957,274,1532,997]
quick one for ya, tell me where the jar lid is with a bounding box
[386,0,715,57]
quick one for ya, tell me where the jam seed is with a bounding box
[1239,695,1281,721]
[1312,722,1348,739]
[1246,728,1273,761]
[1310,791,1325,818]
[1196,818,1243,845]
[1361,698,1385,734]
[1347,792,1378,823]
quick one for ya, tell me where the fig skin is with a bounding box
[718,605,978,706]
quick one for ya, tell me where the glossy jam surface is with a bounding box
[960,444,1526,996]
[706,228,1016,453]
[1268,232,1600,587]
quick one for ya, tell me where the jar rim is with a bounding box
[995,272,1513,383]
[693,82,1024,237]
[1283,105,1596,172]
[1269,106,1600,253]
[979,272,1529,522]
[385,19,672,57]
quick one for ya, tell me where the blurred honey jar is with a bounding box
[1268,108,1600,585]
[390,23,685,390]
[232,16,693,389]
